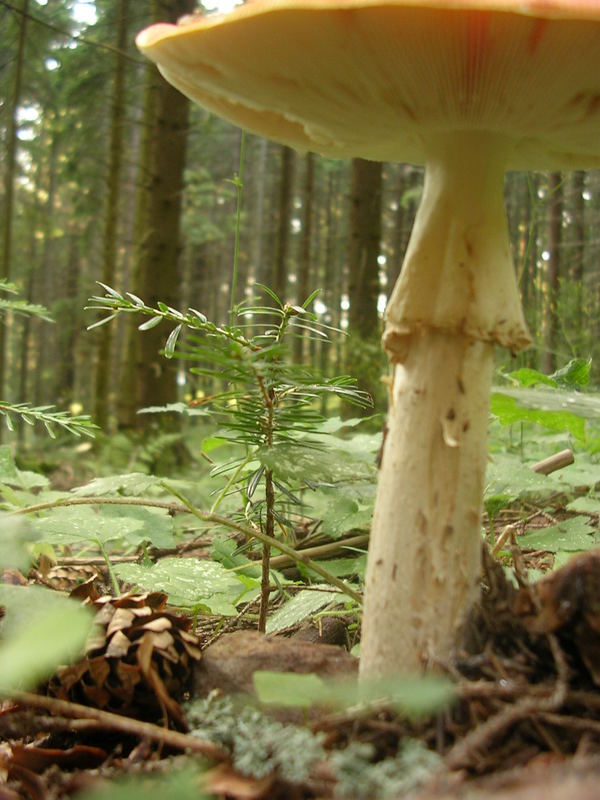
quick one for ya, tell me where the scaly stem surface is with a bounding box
[360,132,530,678]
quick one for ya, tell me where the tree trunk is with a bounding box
[134,0,193,417]
[94,0,130,430]
[0,0,29,406]
[346,158,383,409]
[541,172,563,374]
[117,55,158,430]
[272,145,294,301]
[293,152,314,362]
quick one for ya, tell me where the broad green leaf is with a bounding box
[312,416,380,434]
[97,505,174,549]
[114,558,247,614]
[485,454,560,504]
[0,515,34,571]
[259,443,377,485]
[266,587,346,633]
[490,393,585,440]
[551,358,591,387]
[254,671,327,709]
[507,368,557,388]
[11,470,49,491]
[320,493,373,538]
[0,445,18,480]
[201,436,229,453]
[71,473,162,497]
[550,461,600,490]
[75,767,210,800]
[566,496,600,513]
[492,386,600,421]
[308,555,367,579]
[518,515,597,552]
[254,671,454,717]
[0,585,92,693]
[30,506,170,549]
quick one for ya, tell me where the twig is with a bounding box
[163,483,363,605]
[8,691,228,761]
[10,496,191,516]
[531,449,574,475]
[269,534,369,568]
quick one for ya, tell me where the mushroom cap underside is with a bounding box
[137,0,600,169]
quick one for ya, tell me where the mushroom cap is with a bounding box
[136,0,600,169]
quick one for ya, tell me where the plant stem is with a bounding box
[96,539,121,596]
[258,468,274,632]
[163,482,363,604]
[10,496,190,516]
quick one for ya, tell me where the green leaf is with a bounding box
[164,324,183,358]
[492,386,600,421]
[518,515,597,552]
[30,506,164,548]
[96,282,123,300]
[0,515,34,571]
[71,473,162,497]
[507,368,557,388]
[566,496,600,513]
[320,493,373,538]
[266,587,344,633]
[551,358,591,387]
[485,453,560,503]
[87,314,118,330]
[0,585,92,694]
[308,555,367,578]
[74,767,210,800]
[0,445,18,480]
[138,315,162,330]
[254,671,454,717]
[254,671,327,709]
[490,393,586,440]
[114,558,247,614]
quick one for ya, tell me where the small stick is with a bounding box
[7,692,227,761]
[531,449,574,476]
[269,534,369,568]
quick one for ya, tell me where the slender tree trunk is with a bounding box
[135,0,193,417]
[94,0,129,430]
[272,145,294,300]
[542,172,563,373]
[117,56,158,430]
[571,171,586,319]
[293,152,314,362]
[346,158,383,409]
[0,0,29,407]
[33,128,59,407]
[250,138,269,282]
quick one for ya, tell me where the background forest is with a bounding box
[2,0,600,445]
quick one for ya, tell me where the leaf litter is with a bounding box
[4,455,600,797]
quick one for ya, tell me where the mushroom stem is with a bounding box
[360,329,494,676]
[360,132,530,677]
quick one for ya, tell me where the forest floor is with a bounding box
[3,480,600,799]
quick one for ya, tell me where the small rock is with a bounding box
[193,629,357,698]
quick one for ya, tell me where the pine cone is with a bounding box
[47,592,201,729]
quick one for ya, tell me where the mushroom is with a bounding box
[136,1,600,677]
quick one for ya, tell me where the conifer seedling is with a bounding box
[135,0,600,677]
